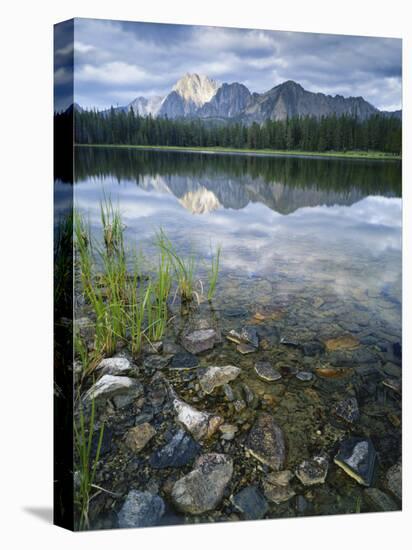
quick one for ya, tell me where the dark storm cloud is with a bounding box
[71,18,402,111]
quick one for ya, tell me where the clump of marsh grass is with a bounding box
[125,263,151,357]
[207,244,221,301]
[74,396,105,530]
[100,195,124,257]
[156,229,197,303]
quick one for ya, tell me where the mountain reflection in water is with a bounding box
[72,147,401,315]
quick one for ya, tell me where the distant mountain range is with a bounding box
[80,73,401,123]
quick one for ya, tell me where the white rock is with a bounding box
[173,398,222,441]
[83,374,143,408]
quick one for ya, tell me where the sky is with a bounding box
[54,18,402,112]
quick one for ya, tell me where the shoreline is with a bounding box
[75,143,401,161]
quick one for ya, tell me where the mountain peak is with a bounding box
[173,73,219,107]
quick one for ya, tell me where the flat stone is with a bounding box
[237,343,257,355]
[254,361,282,382]
[83,375,143,408]
[219,424,238,441]
[169,352,199,370]
[295,455,329,486]
[334,437,377,486]
[173,398,223,441]
[386,462,402,500]
[230,486,268,520]
[333,397,360,424]
[125,423,156,453]
[182,329,217,354]
[263,470,296,504]
[300,341,325,356]
[96,356,131,376]
[246,413,286,470]
[118,490,165,528]
[295,371,313,382]
[226,329,243,344]
[324,334,359,351]
[150,429,200,468]
[199,365,241,394]
[171,453,233,514]
[240,327,259,348]
[364,488,399,512]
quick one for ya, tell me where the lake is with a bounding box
[70,147,402,523]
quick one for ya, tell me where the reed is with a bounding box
[207,244,221,301]
[156,229,197,302]
[74,397,105,530]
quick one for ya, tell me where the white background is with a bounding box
[0,0,410,547]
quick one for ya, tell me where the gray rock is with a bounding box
[173,397,223,441]
[300,341,325,356]
[295,371,313,382]
[254,361,282,382]
[182,329,217,354]
[96,356,131,376]
[150,429,200,468]
[118,490,165,528]
[230,486,268,520]
[143,354,171,372]
[199,365,241,394]
[263,470,296,503]
[169,351,199,370]
[246,413,286,470]
[364,488,399,512]
[241,383,255,405]
[83,375,143,408]
[386,462,402,500]
[171,453,233,514]
[334,437,377,486]
[295,455,329,486]
[223,384,235,402]
[333,397,360,424]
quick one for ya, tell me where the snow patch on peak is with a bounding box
[173,73,219,107]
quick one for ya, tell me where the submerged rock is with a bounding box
[240,327,259,348]
[198,365,241,394]
[237,343,257,355]
[334,437,377,486]
[386,462,402,500]
[246,413,286,470]
[171,453,233,514]
[333,397,360,424]
[118,490,165,528]
[364,488,399,512]
[230,486,268,520]
[295,371,313,382]
[97,356,132,376]
[173,398,223,441]
[226,327,259,349]
[254,361,282,382]
[150,429,200,469]
[83,375,143,408]
[324,334,359,351]
[169,352,199,370]
[295,455,329,486]
[263,470,296,504]
[182,328,217,354]
[300,341,325,356]
[125,423,156,453]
